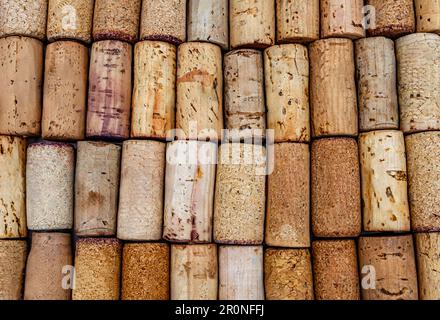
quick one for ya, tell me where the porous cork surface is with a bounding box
[0,240,27,300]
[415,232,440,300]
[416,0,440,33]
[320,0,365,39]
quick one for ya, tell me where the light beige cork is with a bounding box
[0,240,27,300]
[264,248,314,300]
[415,0,440,33]
[117,140,166,241]
[320,0,365,39]
[415,232,440,300]
[0,136,27,239]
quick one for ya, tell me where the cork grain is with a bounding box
[415,232,440,300]
[0,240,27,300]
[416,0,440,33]
[320,0,365,39]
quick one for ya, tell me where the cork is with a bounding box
[24,233,72,300]
[0,240,27,300]
[230,0,275,49]
[266,143,310,248]
[0,0,47,39]
[416,0,440,33]
[320,0,365,39]
[0,136,27,239]
[276,0,320,43]
[405,132,440,232]
[310,38,358,137]
[187,0,229,50]
[131,41,176,140]
[121,243,169,300]
[214,143,266,244]
[265,44,310,142]
[26,142,74,231]
[72,238,121,300]
[355,37,399,132]
[42,41,88,141]
[359,130,410,232]
[0,36,43,137]
[396,33,440,134]
[140,0,186,45]
[87,40,132,140]
[92,0,141,43]
[358,235,418,300]
[171,244,218,300]
[264,249,314,300]
[75,141,121,237]
[415,232,440,300]
[366,0,415,38]
[46,0,94,43]
[117,140,166,241]
[163,141,217,243]
[176,42,223,141]
[312,240,360,300]
[311,138,361,238]
[224,49,266,141]
[219,245,264,300]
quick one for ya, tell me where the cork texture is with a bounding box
[0,240,27,300]
[416,0,440,33]
[415,232,440,300]
[320,0,365,39]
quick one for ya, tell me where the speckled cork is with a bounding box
[406,132,440,232]
[266,143,310,248]
[311,138,361,238]
[415,232,440,300]
[92,0,141,43]
[0,240,27,300]
[117,140,166,241]
[264,249,314,300]
[47,0,94,43]
[24,233,72,300]
[26,142,75,231]
[214,143,266,245]
[0,36,43,137]
[312,240,360,300]
[72,238,121,300]
[396,33,440,134]
[140,0,186,45]
[416,0,440,33]
[0,136,27,239]
[121,243,169,300]
[0,0,48,39]
[320,0,365,39]
[358,235,418,300]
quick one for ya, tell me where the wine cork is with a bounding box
[171,244,218,300]
[121,243,169,300]
[219,245,264,300]
[92,0,141,42]
[355,37,399,132]
[0,0,47,39]
[163,141,216,243]
[117,140,166,241]
[406,132,440,232]
[42,41,88,141]
[176,42,223,141]
[46,0,94,43]
[276,0,319,43]
[0,36,43,137]
[214,143,266,244]
[358,235,418,300]
[187,0,229,50]
[311,138,361,238]
[131,41,176,140]
[360,130,410,232]
[264,249,314,300]
[310,38,358,137]
[265,44,310,142]
[230,0,275,49]
[266,143,310,248]
[396,33,440,134]
[312,240,360,300]
[224,49,266,141]
[0,240,27,300]
[320,0,365,39]
[0,136,27,239]
[75,141,121,237]
[140,0,186,45]
[87,40,132,140]
[26,142,74,231]
[415,232,440,300]
[366,0,415,38]
[416,0,440,33]
[24,233,72,300]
